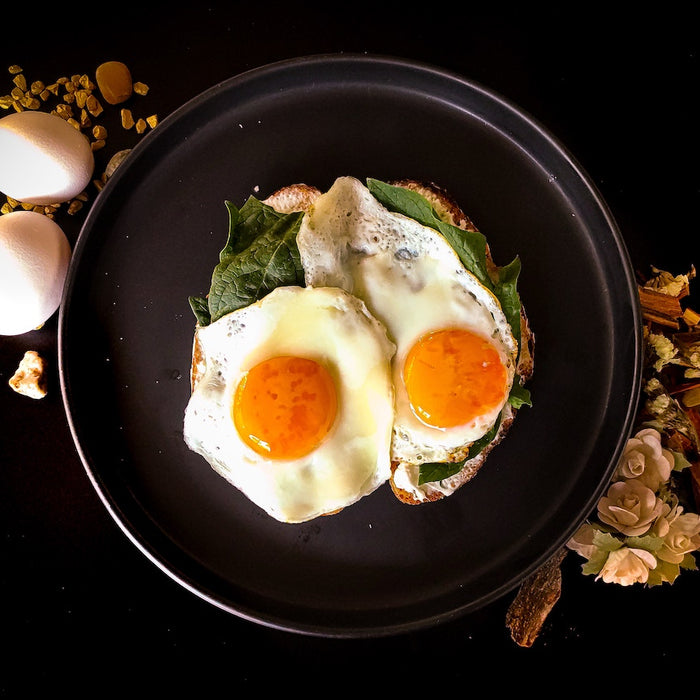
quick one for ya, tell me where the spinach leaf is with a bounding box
[418,413,503,485]
[508,382,532,409]
[493,255,522,351]
[367,178,493,291]
[191,197,306,326]
[188,295,210,326]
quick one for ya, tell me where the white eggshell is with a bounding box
[0,111,95,205]
[0,211,72,335]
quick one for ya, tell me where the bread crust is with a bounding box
[263,183,321,213]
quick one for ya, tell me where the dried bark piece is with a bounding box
[638,266,696,329]
[506,548,567,647]
[638,285,685,328]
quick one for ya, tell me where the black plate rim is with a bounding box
[58,53,643,638]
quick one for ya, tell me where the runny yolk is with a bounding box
[402,328,508,429]
[232,355,337,460]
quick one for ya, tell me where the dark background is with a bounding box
[2,4,698,692]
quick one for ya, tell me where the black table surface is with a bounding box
[2,5,698,692]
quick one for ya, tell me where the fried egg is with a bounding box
[297,176,518,469]
[183,285,396,523]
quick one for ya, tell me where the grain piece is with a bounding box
[75,88,90,109]
[67,200,83,215]
[9,351,47,399]
[86,93,103,117]
[54,103,73,119]
[79,109,93,128]
[20,95,40,110]
[79,74,94,90]
[12,73,27,91]
[96,61,133,105]
[120,108,134,129]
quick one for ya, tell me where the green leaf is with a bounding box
[671,449,692,471]
[581,556,605,576]
[580,530,622,575]
[365,178,437,228]
[417,413,502,485]
[624,534,664,553]
[188,295,210,326]
[508,382,532,409]
[591,529,624,552]
[366,178,493,291]
[680,552,698,571]
[493,256,522,350]
[417,461,461,486]
[647,559,681,586]
[205,198,306,324]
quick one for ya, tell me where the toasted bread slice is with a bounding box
[191,177,533,508]
[383,179,534,504]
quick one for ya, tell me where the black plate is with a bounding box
[58,54,641,637]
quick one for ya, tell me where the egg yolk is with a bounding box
[232,355,338,460]
[403,328,508,429]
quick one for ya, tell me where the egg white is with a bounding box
[183,285,396,523]
[297,176,518,466]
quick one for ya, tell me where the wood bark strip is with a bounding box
[506,548,567,647]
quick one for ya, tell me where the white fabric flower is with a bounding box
[597,478,664,536]
[567,523,597,559]
[596,547,657,586]
[613,428,673,491]
[655,504,700,564]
